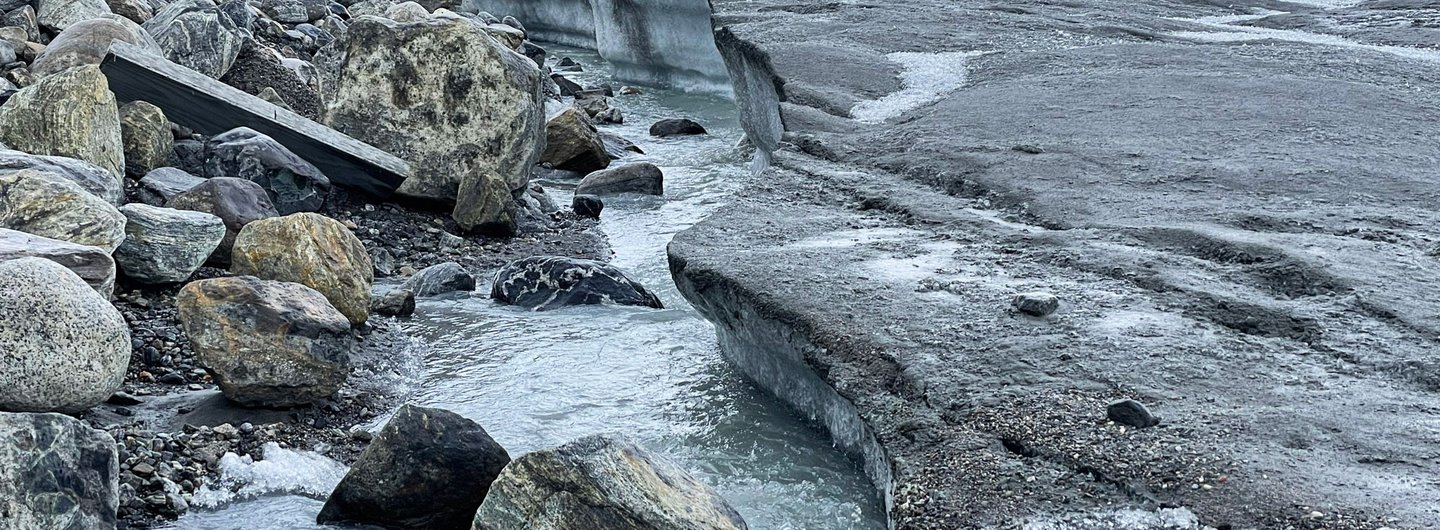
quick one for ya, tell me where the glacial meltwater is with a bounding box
[165,45,887,530]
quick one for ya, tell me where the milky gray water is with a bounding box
[167,45,887,530]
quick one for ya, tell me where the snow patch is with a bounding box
[851,51,985,124]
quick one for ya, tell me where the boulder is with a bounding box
[107,0,153,23]
[203,127,331,214]
[176,276,352,407]
[599,131,644,159]
[400,261,475,297]
[230,213,373,325]
[382,1,426,21]
[452,168,516,236]
[0,169,127,252]
[540,108,609,174]
[167,138,208,175]
[571,195,603,219]
[135,167,205,205]
[472,434,748,530]
[371,288,414,316]
[0,150,122,205]
[1012,291,1059,317]
[0,258,130,413]
[1107,399,1160,429]
[36,0,112,32]
[258,0,327,23]
[0,65,124,178]
[649,118,707,137]
[167,177,279,265]
[0,228,117,296]
[142,0,245,79]
[119,100,172,176]
[3,6,40,42]
[0,412,119,528]
[318,13,545,201]
[573,92,609,119]
[219,42,323,119]
[318,404,510,529]
[551,73,582,98]
[114,204,225,283]
[30,16,162,78]
[575,163,663,196]
[491,256,662,311]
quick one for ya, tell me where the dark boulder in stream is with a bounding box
[491,256,662,311]
[648,118,706,137]
[401,261,476,297]
[318,403,510,530]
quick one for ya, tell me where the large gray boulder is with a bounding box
[0,412,119,528]
[142,0,245,79]
[114,204,225,284]
[0,229,117,296]
[167,177,279,265]
[490,256,662,311]
[0,169,127,252]
[473,434,748,530]
[118,101,172,177]
[0,149,124,205]
[0,258,129,413]
[203,127,331,214]
[30,16,162,78]
[540,107,608,174]
[400,261,475,297]
[135,167,205,205]
[575,163,663,196]
[176,276,352,407]
[318,404,510,529]
[36,0,112,32]
[0,65,124,178]
[318,13,545,202]
[231,213,374,325]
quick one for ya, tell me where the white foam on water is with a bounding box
[1172,14,1440,63]
[850,51,985,124]
[188,443,348,509]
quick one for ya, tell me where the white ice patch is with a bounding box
[189,443,349,509]
[1171,13,1440,63]
[850,51,985,124]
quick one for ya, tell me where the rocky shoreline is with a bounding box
[0,0,752,528]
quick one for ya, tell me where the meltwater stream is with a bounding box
[167,46,887,530]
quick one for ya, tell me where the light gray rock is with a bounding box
[491,256,662,311]
[0,65,124,178]
[0,228,117,296]
[142,0,245,79]
[0,149,123,205]
[4,5,41,42]
[176,276,352,407]
[30,16,162,78]
[36,0,112,32]
[575,163,663,196]
[318,13,545,201]
[472,434,748,530]
[203,127,330,214]
[119,100,172,176]
[0,412,119,528]
[400,261,474,297]
[107,0,153,23]
[230,213,374,325]
[452,168,516,236]
[136,167,205,205]
[115,204,225,283]
[167,177,279,265]
[382,1,427,21]
[0,258,129,413]
[0,169,127,252]
[319,404,510,529]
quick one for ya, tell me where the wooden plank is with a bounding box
[99,42,409,198]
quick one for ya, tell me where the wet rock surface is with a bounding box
[400,261,476,297]
[665,1,1440,526]
[575,162,663,196]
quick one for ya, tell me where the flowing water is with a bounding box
[167,45,887,530]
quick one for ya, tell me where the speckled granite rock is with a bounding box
[0,228,116,296]
[167,177,279,265]
[0,65,124,178]
[491,256,661,311]
[319,404,510,529]
[0,149,123,205]
[0,412,119,528]
[472,434,747,530]
[231,213,373,325]
[114,204,225,284]
[318,12,545,201]
[0,169,127,252]
[176,276,352,407]
[0,258,129,413]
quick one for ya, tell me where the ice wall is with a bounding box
[459,0,731,93]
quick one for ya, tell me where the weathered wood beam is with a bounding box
[99,42,409,198]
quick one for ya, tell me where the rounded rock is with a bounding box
[231,212,374,325]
